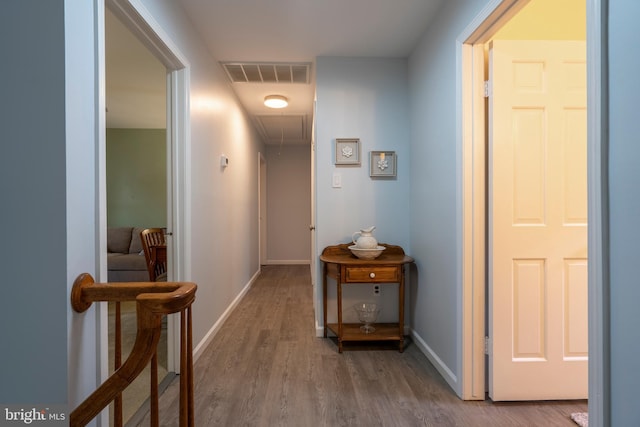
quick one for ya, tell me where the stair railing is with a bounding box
[69,273,197,427]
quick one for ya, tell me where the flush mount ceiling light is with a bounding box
[264,95,288,109]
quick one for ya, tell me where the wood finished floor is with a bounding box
[138,265,586,426]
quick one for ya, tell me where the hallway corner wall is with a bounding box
[407,0,496,395]
[137,0,266,353]
[314,56,411,325]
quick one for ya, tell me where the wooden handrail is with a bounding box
[70,273,197,427]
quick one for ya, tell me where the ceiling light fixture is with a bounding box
[264,95,288,109]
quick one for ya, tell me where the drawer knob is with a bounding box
[369,272,376,279]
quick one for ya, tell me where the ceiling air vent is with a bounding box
[222,62,310,84]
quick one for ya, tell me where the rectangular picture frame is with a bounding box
[370,151,397,177]
[335,138,361,165]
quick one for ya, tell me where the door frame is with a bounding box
[98,0,191,417]
[310,98,317,320]
[458,0,609,423]
[259,152,267,266]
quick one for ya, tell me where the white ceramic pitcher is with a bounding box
[352,226,378,249]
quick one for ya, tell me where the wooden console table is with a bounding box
[320,243,414,353]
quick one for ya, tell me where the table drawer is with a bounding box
[344,266,399,283]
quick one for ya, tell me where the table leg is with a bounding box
[337,274,343,353]
[323,262,328,338]
[399,265,405,353]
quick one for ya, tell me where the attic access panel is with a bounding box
[256,115,307,142]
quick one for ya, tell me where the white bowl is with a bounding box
[348,245,385,260]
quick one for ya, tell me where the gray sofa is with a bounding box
[107,227,148,282]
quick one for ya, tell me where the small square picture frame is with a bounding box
[335,138,361,165]
[370,151,397,177]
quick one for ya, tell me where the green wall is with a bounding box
[106,128,167,227]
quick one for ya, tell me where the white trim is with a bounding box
[258,153,267,267]
[458,40,487,401]
[192,269,262,362]
[310,98,318,321]
[167,67,191,283]
[587,0,609,425]
[94,2,109,425]
[107,0,188,69]
[457,0,530,42]
[166,67,191,374]
[457,0,531,401]
[411,330,458,390]
[455,33,465,401]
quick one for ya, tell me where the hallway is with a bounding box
[140,265,586,426]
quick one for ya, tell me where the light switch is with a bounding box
[332,172,342,188]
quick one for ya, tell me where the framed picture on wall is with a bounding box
[370,151,397,177]
[335,138,361,165]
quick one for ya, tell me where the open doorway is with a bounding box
[259,153,267,266]
[99,0,190,424]
[459,0,588,402]
[105,7,169,424]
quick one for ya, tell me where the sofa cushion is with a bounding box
[107,253,146,271]
[129,227,146,254]
[107,227,133,254]
[108,269,149,283]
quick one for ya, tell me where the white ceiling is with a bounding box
[106,9,166,129]
[106,0,445,143]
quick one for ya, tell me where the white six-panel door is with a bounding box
[489,40,588,401]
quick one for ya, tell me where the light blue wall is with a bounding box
[6,0,637,423]
[315,57,411,323]
[407,1,640,421]
[1,0,100,412]
[0,0,68,404]
[138,0,266,350]
[407,0,497,392]
[608,1,640,424]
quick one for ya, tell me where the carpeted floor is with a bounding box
[571,412,588,427]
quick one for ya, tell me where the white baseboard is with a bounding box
[263,259,310,265]
[192,268,261,362]
[410,329,459,392]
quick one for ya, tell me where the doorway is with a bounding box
[259,152,267,266]
[99,0,190,424]
[105,7,169,424]
[458,0,590,402]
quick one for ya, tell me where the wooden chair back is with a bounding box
[140,228,167,281]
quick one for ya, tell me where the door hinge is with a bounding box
[484,336,490,355]
[484,80,490,98]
